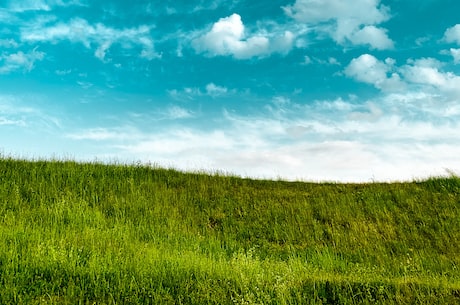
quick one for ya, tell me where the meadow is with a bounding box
[0,157,459,304]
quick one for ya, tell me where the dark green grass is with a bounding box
[0,157,459,304]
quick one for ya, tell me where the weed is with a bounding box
[0,158,459,304]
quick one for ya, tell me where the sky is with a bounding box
[1,0,460,182]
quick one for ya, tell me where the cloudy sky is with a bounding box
[1,0,460,182]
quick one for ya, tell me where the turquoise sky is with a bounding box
[1,0,460,181]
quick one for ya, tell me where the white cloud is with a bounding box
[8,0,51,12]
[166,106,194,119]
[347,102,383,122]
[283,0,389,24]
[21,18,159,61]
[401,58,460,97]
[192,13,268,58]
[191,0,241,13]
[192,13,295,59]
[139,36,162,60]
[118,129,237,157]
[7,0,85,12]
[64,81,460,182]
[344,54,404,91]
[0,10,17,24]
[302,55,312,65]
[55,69,72,75]
[444,24,460,45]
[270,31,296,54]
[328,57,340,65]
[0,39,19,48]
[449,48,460,64]
[0,48,45,74]
[67,128,127,141]
[415,36,430,46]
[206,83,228,97]
[302,55,341,66]
[283,0,393,49]
[346,54,460,98]
[168,83,233,100]
[76,81,93,89]
[67,93,460,182]
[168,88,202,101]
[345,54,387,84]
[94,41,111,61]
[0,94,60,129]
[349,25,393,50]
[0,117,26,127]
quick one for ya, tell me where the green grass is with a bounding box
[0,157,459,304]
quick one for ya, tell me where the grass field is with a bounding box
[0,157,459,304]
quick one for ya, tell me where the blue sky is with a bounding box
[1,0,460,182]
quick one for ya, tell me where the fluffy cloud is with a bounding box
[283,0,389,24]
[192,13,294,59]
[344,54,403,91]
[0,48,45,74]
[349,25,393,50]
[21,18,159,61]
[449,48,460,64]
[401,58,460,97]
[346,54,460,98]
[444,24,460,45]
[283,0,393,49]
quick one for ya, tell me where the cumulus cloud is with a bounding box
[283,0,393,49]
[401,58,460,97]
[346,54,460,98]
[192,13,294,59]
[283,0,389,24]
[444,24,460,44]
[0,48,45,74]
[450,48,460,64]
[21,18,159,61]
[270,31,296,53]
[344,54,404,91]
[349,25,394,50]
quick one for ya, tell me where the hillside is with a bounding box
[0,158,459,304]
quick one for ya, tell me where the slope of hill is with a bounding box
[0,158,459,304]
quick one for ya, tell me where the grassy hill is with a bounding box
[0,157,459,304]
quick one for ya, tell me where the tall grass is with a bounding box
[0,157,459,304]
